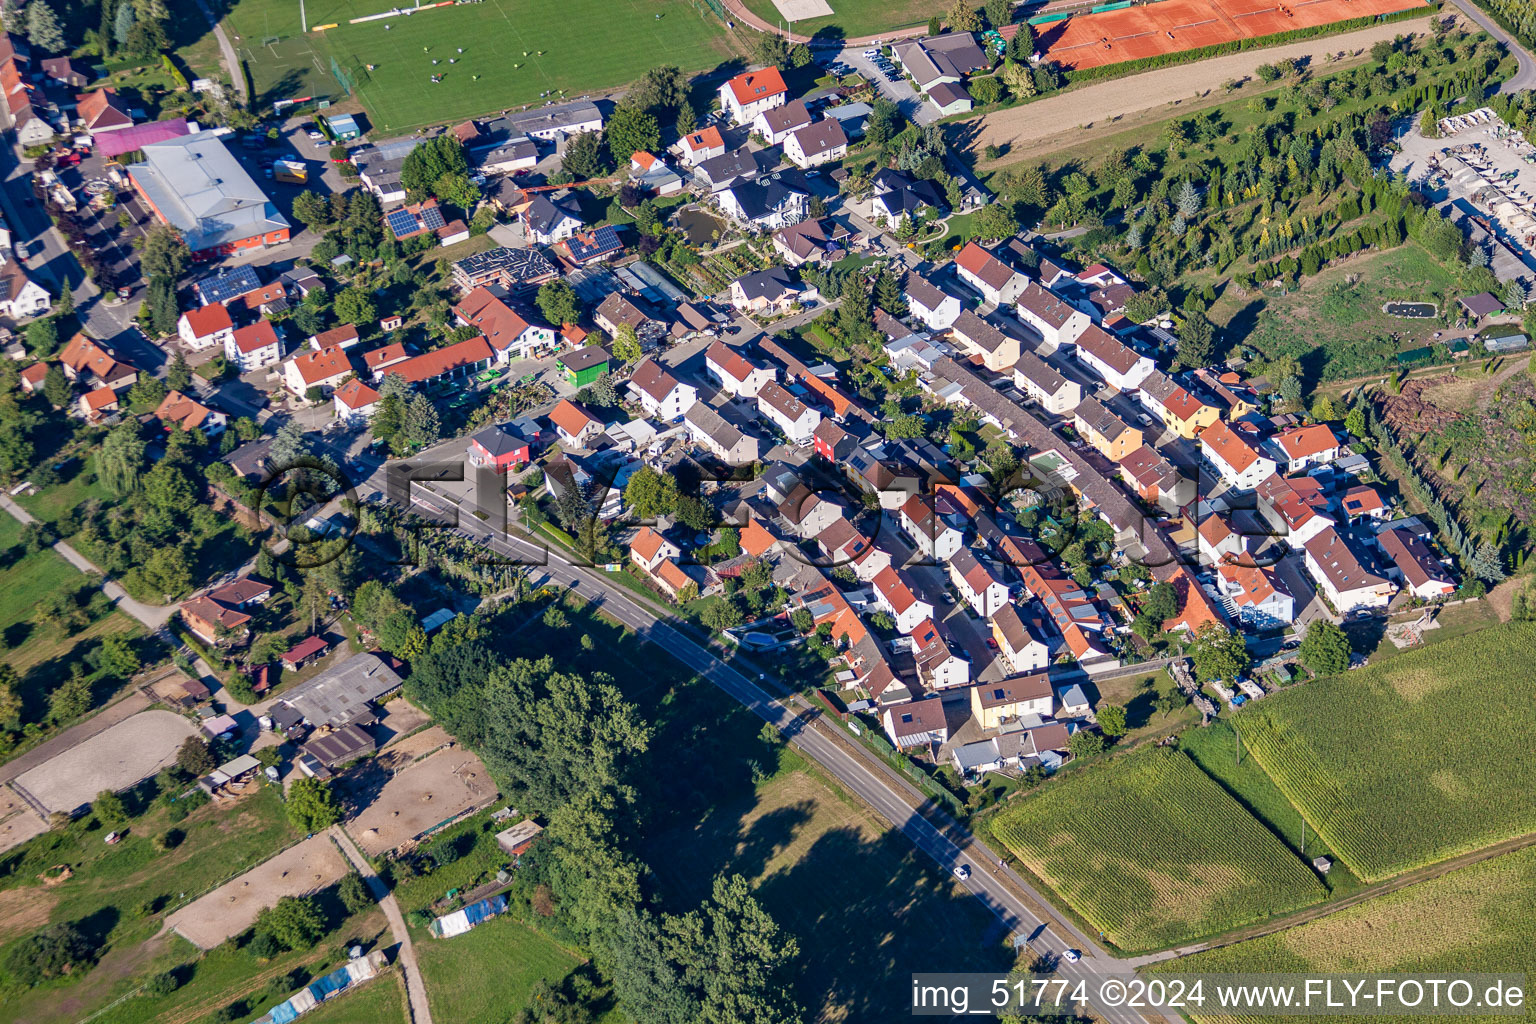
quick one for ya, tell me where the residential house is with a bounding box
[594,292,667,350]
[772,217,845,266]
[912,619,970,691]
[990,603,1049,674]
[1118,444,1192,513]
[283,345,353,397]
[179,577,271,644]
[777,486,843,539]
[467,424,531,474]
[225,321,283,372]
[454,287,557,362]
[900,493,962,562]
[548,399,604,447]
[41,57,90,88]
[1055,685,1090,718]
[0,261,50,320]
[1074,324,1153,391]
[817,518,890,582]
[1303,527,1396,613]
[1012,350,1081,415]
[1158,563,1227,634]
[1015,281,1091,353]
[627,151,685,196]
[1072,397,1143,462]
[79,387,118,421]
[558,346,611,388]
[1193,368,1258,420]
[17,363,45,394]
[672,125,726,166]
[949,547,1008,618]
[1197,513,1249,567]
[872,565,934,634]
[362,342,411,380]
[869,169,944,227]
[685,402,761,463]
[1378,528,1456,599]
[177,302,234,351]
[926,81,972,116]
[310,324,360,351]
[1201,419,1276,490]
[718,66,788,125]
[154,389,226,435]
[1271,423,1340,474]
[704,340,776,397]
[627,358,697,421]
[1137,370,1218,439]
[500,98,602,140]
[556,226,625,267]
[752,98,810,145]
[756,380,820,442]
[239,280,288,317]
[882,697,949,750]
[949,309,1019,372]
[76,88,133,134]
[826,100,872,138]
[730,267,802,316]
[522,193,584,245]
[1340,484,1388,522]
[192,265,262,307]
[1215,561,1295,628]
[1256,472,1334,545]
[783,118,848,168]
[902,273,961,330]
[955,242,1026,305]
[812,418,857,463]
[719,177,807,231]
[970,672,1054,730]
[693,147,760,192]
[333,378,380,422]
[59,333,136,391]
[630,526,682,575]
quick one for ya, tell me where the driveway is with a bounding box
[837,47,936,126]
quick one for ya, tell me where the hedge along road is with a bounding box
[377,492,1165,1024]
[968,15,1440,167]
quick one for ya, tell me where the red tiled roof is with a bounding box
[681,125,724,152]
[1201,419,1265,473]
[182,302,232,338]
[334,377,380,410]
[231,321,280,354]
[363,342,409,371]
[1274,423,1338,460]
[723,67,788,106]
[82,386,117,412]
[630,526,669,563]
[454,286,532,352]
[154,389,213,430]
[955,242,1015,291]
[313,323,360,347]
[392,336,494,383]
[289,345,352,387]
[549,398,600,439]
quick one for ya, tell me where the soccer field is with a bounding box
[222,0,740,133]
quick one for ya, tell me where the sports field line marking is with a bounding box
[483,0,556,93]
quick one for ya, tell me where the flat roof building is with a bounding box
[128,133,290,257]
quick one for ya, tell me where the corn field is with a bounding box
[991,748,1326,952]
[1238,623,1536,882]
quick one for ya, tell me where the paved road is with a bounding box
[1447,0,1536,92]
[380,487,1154,1024]
[331,825,434,1024]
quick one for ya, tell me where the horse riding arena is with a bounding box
[1036,0,1430,70]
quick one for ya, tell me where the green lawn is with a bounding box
[991,746,1327,952]
[1237,622,1536,882]
[288,969,409,1024]
[739,0,934,40]
[12,456,114,528]
[222,0,742,132]
[1160,843,1536,1024]
[414,915,584,1023]
[0,515,89,637]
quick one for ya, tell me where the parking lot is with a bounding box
[10,710,198,817]
[834,47,934,125]
[167,832,352,950]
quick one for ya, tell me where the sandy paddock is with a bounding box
[345,747,496,858]
[166,834,351,949]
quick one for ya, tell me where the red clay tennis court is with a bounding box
[1037,0,1430,70]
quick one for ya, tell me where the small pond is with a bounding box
[675,207,725,245]
[1384,301,1438,318]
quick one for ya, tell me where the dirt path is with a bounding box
[718,0,928,45]
[969,16,1439,166]
[331,825,433,1024]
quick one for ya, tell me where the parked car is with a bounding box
[307,128,325,141]
[985,638,998,650]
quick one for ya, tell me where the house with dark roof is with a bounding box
[1015,280,1092,353]
[719,176,808,230]
[893,32,988,92]
[752,98,811,145]
[684,401,759,465]
[522,193,584,244]
[694,147,762,191]
[783,118,848,168]
[1377,528,1456,599]
[627,358,698,421]
[902,272,961,330]
[772,217,846,266]
[41,56,90,88]
[450,246,558,293]
[1302,527,1395,613]
[949,309,1020,372]
[1074,324,1154,391]
[970,672,1053,730]
[990,604,1050,674]
[558,346,611,388]
[730,266,803,316]
[467,423,531,473]
[75,88,133,133]
[869,169,944,227]
[556,226,625,267]
[927,81,972,116]
[1013,350,1081,415]
[881,696,949,749]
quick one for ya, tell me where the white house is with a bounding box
[454,286,559,362]
[955,242,1026,305]
[549,399,604,447]
[948,547,1009,618]
[283,344,353,397]
[1303,527,1396,614]
[718,66,788,125]
[177,302,234,351]
[902,273,961,331]
[899,493,962,562]
[718,178,807,231]
[522,194,584,245]
[684,402,760,465]
[630,526,682,574]
[333,378,380,423]
[225,321,283,372]
[0,261,51,320]
[730,267,802,317]
[990,604,1049,674]
[782,118,848,169]
[873,566,935,635]
[1073,324,1154,392]
[1216,561,1295,629]
[1271,423,1341,474]
[912,620,970,691]
[1013,350,1081,415]
[1015,281,1091,354]
[672,125,726,167]
[881,697,949,750]
[627,358,698,422]
[704,339,776,398]
[756,381,820,443]
[1378,528,1456,600]
[752,98,810,146]
[1201,420,1277,491]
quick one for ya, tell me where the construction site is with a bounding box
[1035,0,1431,70]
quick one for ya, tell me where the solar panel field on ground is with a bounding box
[222,0,739,132]
[1037,0,1430,70]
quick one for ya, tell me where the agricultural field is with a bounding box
[1159,843,1536,1024]
[990,747,1327,952]
[220,0,740,132]
[1237,623,1536,882]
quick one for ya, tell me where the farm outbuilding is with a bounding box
[495,819,544,857]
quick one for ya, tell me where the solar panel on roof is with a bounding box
[386,209,419,236]
[419,205,446,230]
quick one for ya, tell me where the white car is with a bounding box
[952,864,970,880]
[1062,949,1081,963]
[307,129,325,141]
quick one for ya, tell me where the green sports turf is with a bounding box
[223,0,741,132]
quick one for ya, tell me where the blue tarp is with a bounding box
[463,894,508,927]
[266,1000,301,1024]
